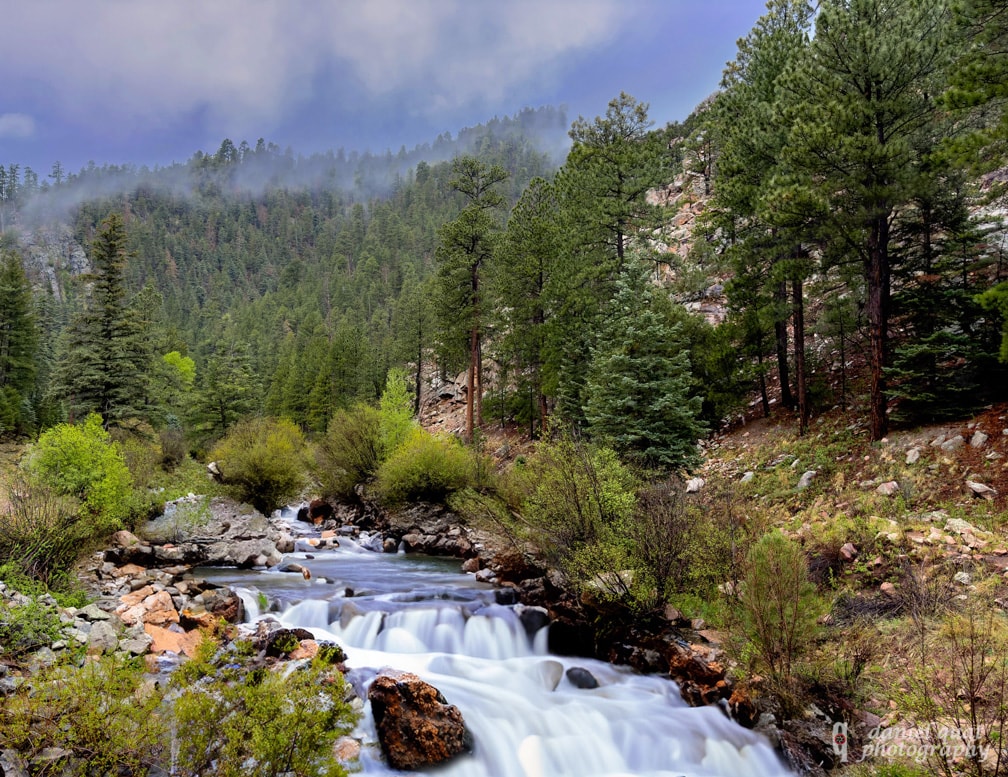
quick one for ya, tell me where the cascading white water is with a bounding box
[202,522,793,777]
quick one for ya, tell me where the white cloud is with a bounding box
[0,113,36,139]
[1,0,625,136]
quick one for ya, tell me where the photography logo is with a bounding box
[832,721,849,763]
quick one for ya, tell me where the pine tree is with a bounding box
[777,0,954,439]
[0,249,37,435]
[584,262,706,470]
[435,156,509,441]
[59,213,147,426]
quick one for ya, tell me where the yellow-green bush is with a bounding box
[210,417,309,514]
[375,428,472,505]
[21,413,135,528]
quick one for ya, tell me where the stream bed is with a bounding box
[196,509,793,777]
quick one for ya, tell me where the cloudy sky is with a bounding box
[1,1,768,176]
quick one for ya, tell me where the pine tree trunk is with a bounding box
[465,325,477,442]
[866,216,890,441]
[792,276,808,435]
[774,280,794,409]
[413,327,422,416]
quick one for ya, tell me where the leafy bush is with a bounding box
[375,428,473,505]
[316,404,384,498]
[515,436,636,564]
[210,417,309,514]
[735,530,823,684]
[0,593,67,659]
[0,655,168,775]
[21,413,135,529]
[170,642,358,777]
[0,472,109,588]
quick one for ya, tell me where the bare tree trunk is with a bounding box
[866,216,890,441]
[465,325,477,443]
[774,280,794,409]
[792,276,808,435]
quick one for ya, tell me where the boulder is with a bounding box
[941,436,965,451]
[971,431,989,448]
[905,448,921,465]
[797,470,817,490]
[368,671,470,771]
[86,620,119,655]
[685,477,705,494]
[876,481,900,497]
[144,624,202,657]
[307,498,334,525]
[967,480,998,500]
[565,667,599,689]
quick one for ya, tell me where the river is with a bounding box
[196,508,793,777]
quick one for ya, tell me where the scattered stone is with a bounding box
[368,671,470,771]
[971,431,989,448]
[930,435,946,447]
[797,470,817,490]
[880,582,898,597]
[86,620,119,654]
[461,557,480,573]
[474,568,496,584]
[333,736,361,763]
[839,543,858,562]
[876,481,900,497]
[954,571,973,585]
[685,477,705,494]
[945,517,983,537]
[739,471,754,484]
[79,603,112,621]
[566,667,600,689]
[967,480,998,500]
[941,436,965,451]
[905,448,921,465]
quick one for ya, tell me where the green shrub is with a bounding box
[379,368,416,454]
[0,593,67,659]
[516,436,636,564]
[316,404,384,498]
[21,413,135,529]
[210,417,309,514]
[0,472,108,588]
[735,530,824,684]
[170,647,358,777]
[375,428,472,505]
[0,655,168,775]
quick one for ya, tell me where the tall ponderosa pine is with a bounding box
[553,94,667,422]
[778,0,953,439]
[713,0,814,429]
[495,177,563,437]
[435,156,509,441]
[0,249,37,435]
[59,213,147,425]
[584,262,705,470]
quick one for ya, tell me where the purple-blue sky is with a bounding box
[1,1,769,177]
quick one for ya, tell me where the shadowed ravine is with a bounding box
[197,508,793,777]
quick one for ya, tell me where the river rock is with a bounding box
[532,660,564,691]
[86,620,119,654]
[517,605,550,636]
[566,667,600,689]
[144,624,201,657]
[368,671,470,771]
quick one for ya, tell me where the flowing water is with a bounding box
[197,508,792,777]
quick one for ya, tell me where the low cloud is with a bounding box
[2,1,625,139]
[0,113,36,139]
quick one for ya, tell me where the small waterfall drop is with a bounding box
[198,527,792,777]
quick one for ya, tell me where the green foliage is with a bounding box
[0,655,168,775]
[57,212,150,425]
[316,403,384,498]
[979,280,1008,363]
[584,262,706,470]
[22,413,135,529]
[209,416,309,514]
[170,651,358,777]
[516,435,636,566]
[736,530,823,684]
[374,428,473,505]
[0,594,66,659]
[379,367,416,454]
[0,248,37,437]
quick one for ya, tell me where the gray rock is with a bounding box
[0,749,30,777]
[905,448,921,465]
[941,436,965,451]
[967,480,998,499]
[533,660,564,691]
[876,481,901,496]
[119,633,154,656]
[946,517,982,536]
[797,470,817,490]
[685,477,705,493]
[566,667,600,689]
[971,431,989,448]
[87,620,119,654]
[954,571,972,585]
[79,603,112,621]
[474,568,496,584]
[739,471,755,483]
